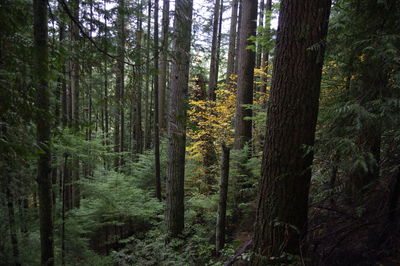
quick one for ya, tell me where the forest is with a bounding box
[1,0,400,265]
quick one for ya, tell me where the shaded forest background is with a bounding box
[1,0,400,265]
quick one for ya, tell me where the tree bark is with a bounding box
[216,145,230,253]
[208,0,221,100]
[143,0,152,149]
[33,0,54,264]
[255,0,264,69]
[154,0,161,200]
[103,0,109,146]
[114,0,125,169]
[234,0,242,75]
[158,0,170,132]
[165,0,193,237]
[252,0,331,263]
[132,12,143,156]
[226,0,239,81]
[259,0,272,95]
[233,0,257,150]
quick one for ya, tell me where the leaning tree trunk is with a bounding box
[165,0,193,237]
[252,0,331,264]
[233,0,257,150]
[33,0,54,264]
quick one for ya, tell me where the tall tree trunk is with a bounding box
[154,0,162,200]
[70,0,80,131]
[252,0,331,263]
[69,0,80,209]
[234,0,242,75]
[233,0,257,150]
[103,0,109,146]
[143,0,152,149]
[215,145,230,253]
[132,9,143,156]
[259,0,272,95]
[33,0,54,264]
[158,0,170,132]
[208,0,221,101]
[255,0,264,69]
[114,0,125,169]
[204,0,224,188]
[59,7,68,127]
[216,0,223,81]
[226,0,239,81]
[165,0,193,237]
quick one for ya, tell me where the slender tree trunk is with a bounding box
[233,0,257,150]
[255,0,264,69]
[70,0,80,131]
[132,10,143,156]
[165,0,193,237]
[143,0,152,149]
[33,0,54,264]
[215,145,230,253]
[216,0,223,81]
[114,0,125,169]
[61,155,68,266]
[158,0,170,132]
[259,0,272,95]
[103,0,109,146]
[68,0,81,209]
[252,0,331,263]
[59,7,68,127]
[234,0,242,75]
[6,188,20,266]
[226,0,238,81]
[208,0,221,100]
[154,0,162,200]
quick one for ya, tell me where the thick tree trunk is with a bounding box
[252,0,331,263]
[215,145,230,253]
[154,0,161,200]
[233,0,257,150]
[165,0,193,237]
[33,0,54,264]
[158,0,170,132]
[226,0,239,81]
